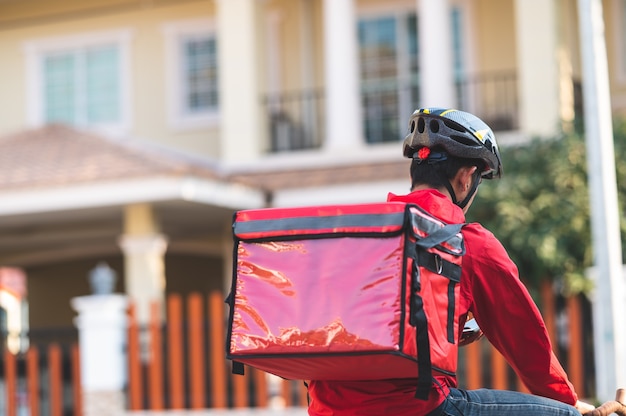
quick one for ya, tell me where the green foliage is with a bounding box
[468,123,626,294]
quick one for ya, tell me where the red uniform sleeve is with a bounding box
[462,224,579,405]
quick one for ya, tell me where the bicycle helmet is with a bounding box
[403,107,503,179]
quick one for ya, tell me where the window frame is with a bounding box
[356,1,468,144]
[23,28,133,134]
[162,18,219,131]
[358,12,418,144]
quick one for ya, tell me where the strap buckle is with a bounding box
[434,254,443,274]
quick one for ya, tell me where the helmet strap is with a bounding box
[443,180,459,206]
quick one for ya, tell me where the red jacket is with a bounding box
[307,189,578,415]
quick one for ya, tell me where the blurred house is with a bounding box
[0,0,623,343]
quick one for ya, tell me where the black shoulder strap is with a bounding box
[412,293,432,400]
[413,222,464,400]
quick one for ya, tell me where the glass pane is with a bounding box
[363,89,399,143]
[451,7,465,108]
[86,45,120,123]
[358,17,397,81]
[44,53,76,124]
[184,37,219,113]
[451,8,463,77]
[407,14,419,97]
[359,16,406,143]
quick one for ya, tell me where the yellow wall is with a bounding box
[558,0,582,80]
[0,34,27,136]
[26,252,223,330]
[27,255,124,329]
[0,0,220,158]
[131,1,220,157]
[473,0,517,73]
[260,0,325,93]
[4,0,626,143]
[0,0,143,22]
[604,0,626,116]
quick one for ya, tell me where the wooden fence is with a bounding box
[125,291,310,410]
[126,282,592,411]
[1,343,81,416]
[0,281,590,414]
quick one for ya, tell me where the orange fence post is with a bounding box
[167,294,185,409]
[5,349,16,416]
[127,303,143,410]
[49,344,63,416]
[282,379,292,407]
[188,292,206,409]
[71,344,82,416]
[516,374,530,394]
[540,281,558,355]
[254,368,268,408]
[299,381,309,407]
[490,344,508,390]
[148,301,164,410]
[26,347,40,416]
[465,340,482,390]
[567,295,584,397]
[209,291,227,408]
[232,368,248,408]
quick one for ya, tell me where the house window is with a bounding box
[358,9,464,144]
[451,7,464,106]
[43,45,120,125]
[184,36,218,113]
[358,14,419,144]
[163,19,219,130]
[24,29,132,132]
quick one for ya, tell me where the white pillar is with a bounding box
[578,0,626,402]
[71,294,128,416]
[217,0,264,162]
[514,0,561,137]
[118,204,167,326]
[417,0,455,108]
[323,0,363,151]
[118,234,167,325]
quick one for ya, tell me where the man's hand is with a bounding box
[575,400,596,414]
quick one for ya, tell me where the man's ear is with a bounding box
[455,166,478,189]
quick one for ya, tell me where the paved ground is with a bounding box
[126,408,307,416]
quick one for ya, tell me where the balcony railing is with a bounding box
[263,89,325,153]
[263,71,519,153]
[456,70,519,131]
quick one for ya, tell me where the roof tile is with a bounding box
[0,124,220,190]
[0,124,409,194]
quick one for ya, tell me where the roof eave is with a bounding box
[0,175,267,216]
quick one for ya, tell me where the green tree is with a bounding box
[469,122,626,294]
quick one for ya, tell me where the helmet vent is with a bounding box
[429,120,439,133]
[443,119,466,132]
[410,120,416,133]
[417,117,425,133]
[451,134,480,147]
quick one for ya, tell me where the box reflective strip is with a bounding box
[234,212,406,235]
